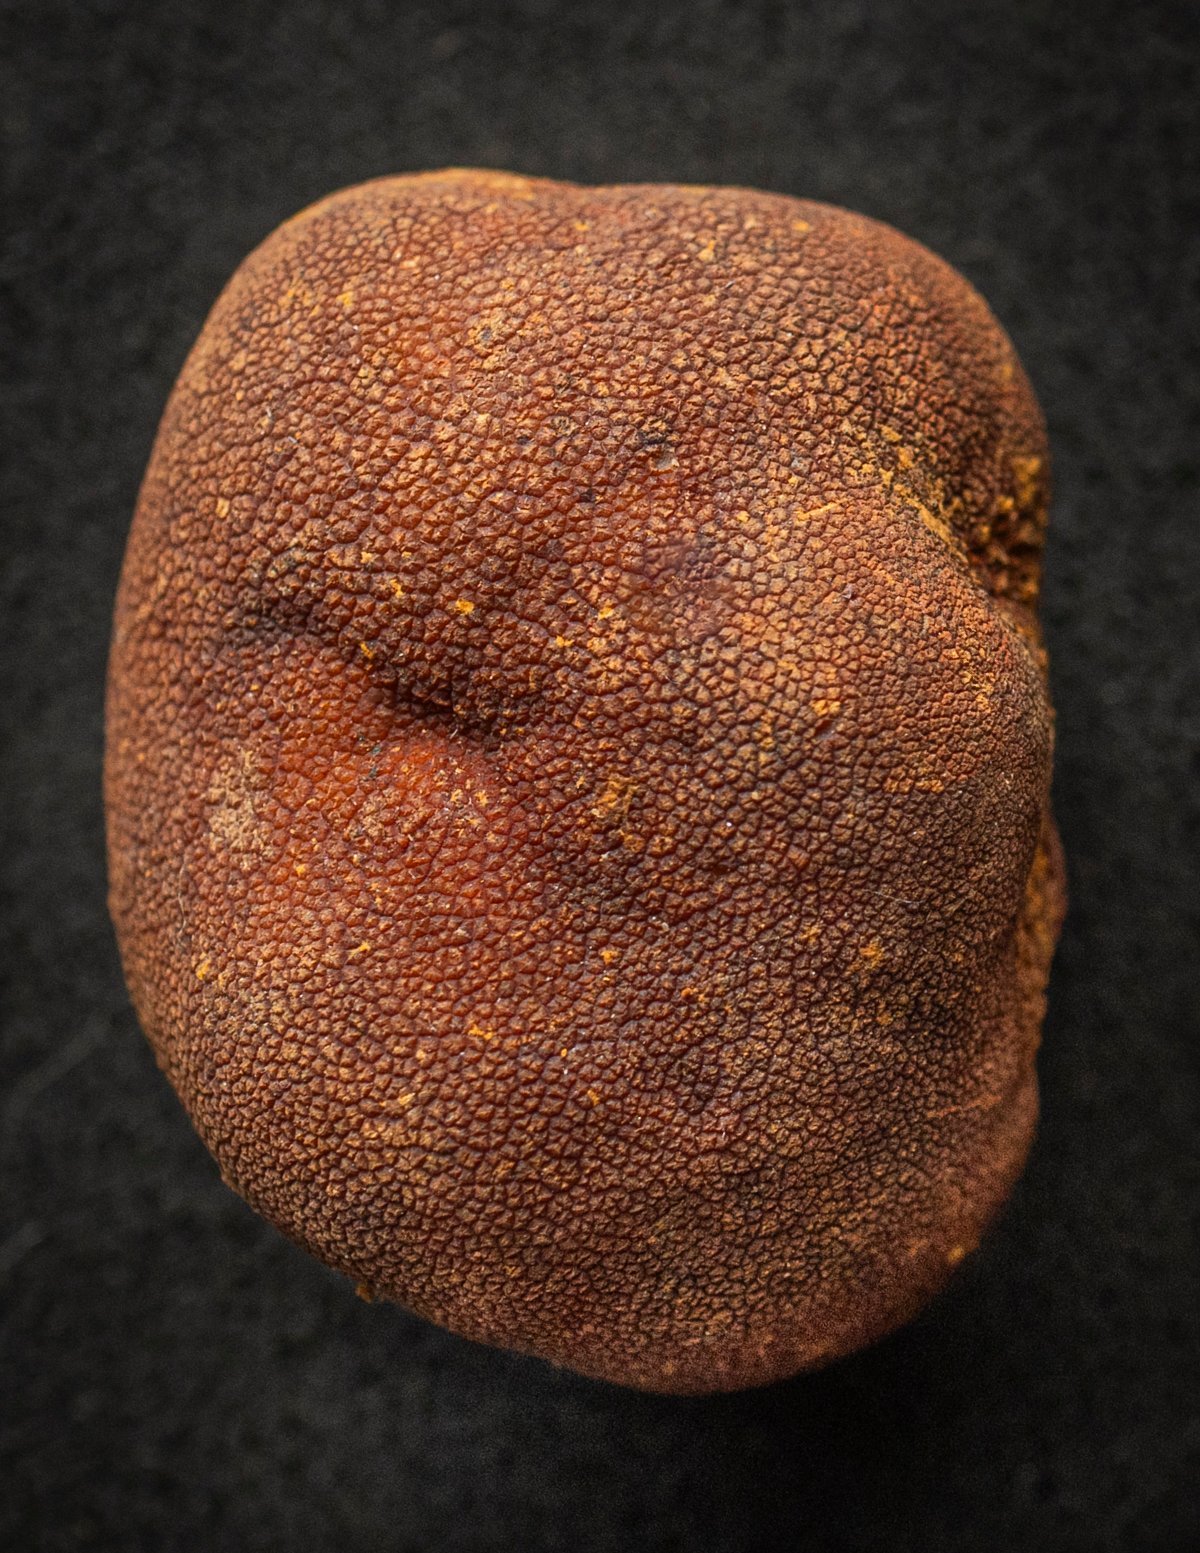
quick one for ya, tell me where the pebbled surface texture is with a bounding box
[106,170,1063,1393]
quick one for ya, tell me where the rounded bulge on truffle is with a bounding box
[105,171,1064,1393]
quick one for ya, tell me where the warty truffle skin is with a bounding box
[106,170,1065,1393]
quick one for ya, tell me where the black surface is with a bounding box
[2,2,1198,1549]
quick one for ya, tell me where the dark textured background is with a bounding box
[2,1,1197,1549]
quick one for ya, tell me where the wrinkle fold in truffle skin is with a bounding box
[105,170,1064,1394]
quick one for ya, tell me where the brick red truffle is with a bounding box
[106,171,1064,1392]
